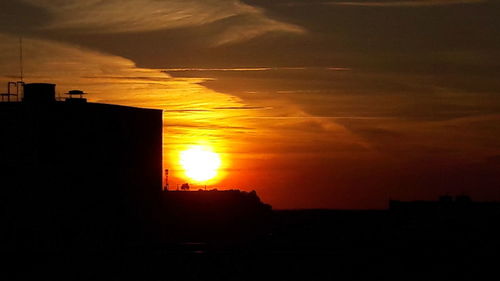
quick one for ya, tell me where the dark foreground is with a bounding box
[3,209,500,281]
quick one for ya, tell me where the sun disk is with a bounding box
[180,146,222,182]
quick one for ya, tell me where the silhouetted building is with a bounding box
[389,196,500,223]
[0,83,162,248]
[160,189,272,241]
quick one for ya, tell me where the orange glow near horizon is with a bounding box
[180,145,222,184]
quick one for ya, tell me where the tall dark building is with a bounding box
[0,83,163,248]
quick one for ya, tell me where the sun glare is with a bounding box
[180,146,222,183]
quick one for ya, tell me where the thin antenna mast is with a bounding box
[164,169,170,191]
[19,37,23,82]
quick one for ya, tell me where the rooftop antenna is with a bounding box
[1,38,26,102]
[19,37,23,82]
[164,169,170,191]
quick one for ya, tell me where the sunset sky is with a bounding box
[1,0,500,209]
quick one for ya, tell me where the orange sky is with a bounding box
[1,0,500,209]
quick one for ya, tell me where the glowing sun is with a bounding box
[180,146,222,182]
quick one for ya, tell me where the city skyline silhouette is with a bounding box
[1,0,500,279]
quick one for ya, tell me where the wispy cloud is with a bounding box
[164,67,273,72]
[21,0,304,45]
[164,109,212,112]
[242,116,394,119]
[0,32,251,115]
[209,13,305,46]
[329,0,485,7]
[163,67,350,72]
[213,106,272,110]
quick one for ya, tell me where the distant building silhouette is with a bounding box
[160,189,272,241]
[389,195,500,221]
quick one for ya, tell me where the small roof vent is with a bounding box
[65,90,87,103]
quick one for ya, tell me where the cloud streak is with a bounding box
[329,0,485,7]
[213,106,272,110]
[163,67,350,72]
